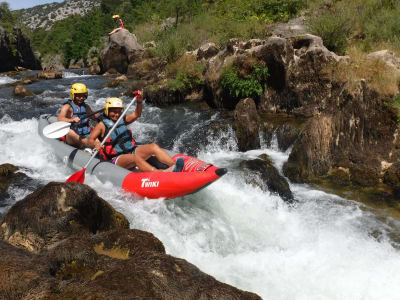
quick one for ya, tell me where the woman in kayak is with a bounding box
[87,92,184,172]
[57,83,100,149]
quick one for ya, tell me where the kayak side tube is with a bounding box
[39,115,227,199]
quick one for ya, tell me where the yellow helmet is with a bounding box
[104,97,124,116]
[112,14,120,19]
[70,83,88,100]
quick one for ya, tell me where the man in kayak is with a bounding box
[109,14,125,36]
[57,83,100,149]
[87,93,184,172]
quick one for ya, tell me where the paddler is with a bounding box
[87,91,184,172]
[57,83,100,149]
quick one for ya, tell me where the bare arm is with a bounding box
[88,122,105,150]
[125,92,144,124]
[58,104,79,123]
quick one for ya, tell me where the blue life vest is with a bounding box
[99,114,137,160]
[63,100,91,136]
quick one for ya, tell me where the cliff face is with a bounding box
[0,26,41,72]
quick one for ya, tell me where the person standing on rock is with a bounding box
[109,14,125,36]
[87,93,184,173]
[57,83,100,149]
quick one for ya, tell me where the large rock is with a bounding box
[13,84,33,97]
[240,154,294,203]
[0,182,129,251]
[233,98,260,151]
[0,26,41,72]
[101,29,144,74]
[0,182,262,299]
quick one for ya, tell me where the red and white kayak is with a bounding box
[39,115,227,199]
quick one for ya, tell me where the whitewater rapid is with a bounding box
[1,73,400,299]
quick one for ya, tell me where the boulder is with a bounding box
[0,26,41,72]
[0,182,129,252]
[240,154,294,203]
[88,64,101,75]
[0,182,262,299]
[366,50,400,73]
[101,29,144,74]
[233,98,260,151]
[37,70,63,79]
[13,84,33,97]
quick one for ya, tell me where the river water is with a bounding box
[1,71,400,299]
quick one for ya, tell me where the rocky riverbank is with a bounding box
[0,179,261,299]
[96,28,400,202]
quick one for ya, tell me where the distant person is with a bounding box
[109,14,125,36]
[88,93,184,172]
[57,83,100,149]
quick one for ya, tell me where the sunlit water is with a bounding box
[1,71,400,299]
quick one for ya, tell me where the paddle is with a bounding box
[42,108,104,139]
[66,96,138,183]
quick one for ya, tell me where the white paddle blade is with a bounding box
[42,121,71,139]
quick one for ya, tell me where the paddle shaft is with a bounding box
[83,97,137,169]
[72,108,104,123]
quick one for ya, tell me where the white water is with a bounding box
[1,77,400,299]
[0,75,17,85]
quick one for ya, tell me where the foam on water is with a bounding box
[1,96,400,299]
[0,76,17,85]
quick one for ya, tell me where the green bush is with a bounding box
[307,9,353,55]
[221,64,268,99]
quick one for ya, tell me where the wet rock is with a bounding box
[0,240,58,299]
[383,162,400,199]
[233,98,260,151]
[37,70,63,79]
[0,182,262,299]
[0,182,129,252]
[13,84,33,97]
[0,163,24,193]
[88,64,101,75]
[101,29,144,74]
[240,154,294,203]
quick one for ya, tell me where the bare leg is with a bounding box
[66,130,84,148]
[135,143,175,166]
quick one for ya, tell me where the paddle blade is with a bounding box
[66,168,86,183]
[43,121,71,139]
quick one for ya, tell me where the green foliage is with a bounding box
[31,9,111,67]
[307,9,353,55]
[307,0,400,54]
[214,0,306,23]
[167,56,205,91]
[221,64,268,99]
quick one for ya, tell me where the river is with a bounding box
[1,70,400,299]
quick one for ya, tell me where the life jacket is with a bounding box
[98,114,137,160]
[118,19,125,29]
[63,100,91,136]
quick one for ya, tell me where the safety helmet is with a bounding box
[104,97,124,116]
[112,14,120,19]
[70,83,88,100]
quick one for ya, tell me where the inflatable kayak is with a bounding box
[38,115,227,199]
